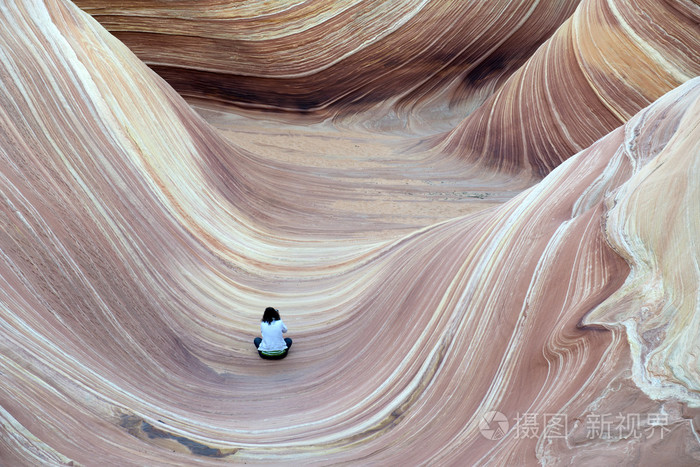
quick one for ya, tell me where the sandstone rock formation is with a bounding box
[439,0,700,176]
[0,0,698,465]
[72,0,580,120]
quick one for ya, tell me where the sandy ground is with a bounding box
[189,99,534,240]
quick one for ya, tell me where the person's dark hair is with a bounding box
[262,307,280,324]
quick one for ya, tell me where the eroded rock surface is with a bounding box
[73,0,580,121]
[0,0,698,465]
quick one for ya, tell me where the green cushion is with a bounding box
[260,349,287,356]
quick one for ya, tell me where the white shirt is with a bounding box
[259,320,288,352]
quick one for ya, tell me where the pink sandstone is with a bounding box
[0,0,698,465]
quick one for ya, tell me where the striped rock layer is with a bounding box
[439,0,700,176]
[73,0,580,118]
[0,0,699,465]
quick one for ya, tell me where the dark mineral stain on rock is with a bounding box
[120,415,236,458]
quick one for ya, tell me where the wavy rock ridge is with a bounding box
[439,0,700,175]
[0,0,699,465]
[73,0,580,120]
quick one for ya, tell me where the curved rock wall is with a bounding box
[0,0,698,465]
[440,0,700,176]
[73,0,581,119]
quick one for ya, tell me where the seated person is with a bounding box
[254,307,292,359]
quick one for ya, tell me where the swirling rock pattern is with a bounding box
[440,0,700,176]
[0,0,699,465]
[72,0,581,121]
